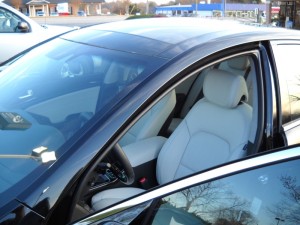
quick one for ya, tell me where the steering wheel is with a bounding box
[110,143,135,185]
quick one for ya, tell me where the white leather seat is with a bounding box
[169,56,251,133]
[92,69,252,211]
[219,56,250,77]
[119,89,176,146]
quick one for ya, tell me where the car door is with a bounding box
[270,41,300,146]
[72,144,300,225]
[66,48,280,224]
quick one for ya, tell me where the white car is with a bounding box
[0,1,76,64]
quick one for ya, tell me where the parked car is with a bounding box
[77,10,87,16]
[0,1,76,64]
[50,11,59,16]
[36,11,45,16]
[0,17,300,225]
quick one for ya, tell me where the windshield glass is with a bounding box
[0,37,166,194]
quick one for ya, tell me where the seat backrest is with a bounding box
[182,56,251,118]
[119,89,176,146]
[168,56,253,134]
[156,69,252,184]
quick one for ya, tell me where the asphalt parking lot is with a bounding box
[32,15,128,27]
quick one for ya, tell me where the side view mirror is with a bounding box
[17,21,29,32]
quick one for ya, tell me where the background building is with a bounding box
[155,1,300,28]
[3,0,104,16]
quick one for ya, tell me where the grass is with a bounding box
[126,14,167,20]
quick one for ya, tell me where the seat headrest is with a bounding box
[203,69,248,108]
[227,56,250,70]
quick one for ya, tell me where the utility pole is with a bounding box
[265,0,272,24]
[223,0,226,17]
[146,0,149,15]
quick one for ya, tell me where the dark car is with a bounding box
[77,10,87,16]
[0,18,300,225]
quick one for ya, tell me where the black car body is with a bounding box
[0,18,300,225]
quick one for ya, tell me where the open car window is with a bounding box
[70,52,262,223]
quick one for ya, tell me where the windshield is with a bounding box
[0,37,166,194]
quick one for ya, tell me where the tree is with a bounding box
[10,0,22,10]
[129,3,140,15]
[175,181,257,225]
[178,0,194,4]
[180,182,220,213]
[69,0,82,15]
[107,0,130,15]
[269,175,300,225]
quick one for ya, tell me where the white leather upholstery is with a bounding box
[123,136,167,167]
[157,70,251,184]
[219,56,254,105]
[167,69,208,134]
[179,71,207,118]
[168,56,252,133]
[92,69,252,211]
[219,56,250,76]
[119,90,176,146]
[92,187,145,211]
[203,69,248,108]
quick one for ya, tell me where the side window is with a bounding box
[149,158,300,225]
[0,7,23,33]
[272,42,300,123]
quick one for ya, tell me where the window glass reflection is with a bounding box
[273,44,300,122]
[0,7,22,33]
[0,38,166,194]
[152,159,300,225]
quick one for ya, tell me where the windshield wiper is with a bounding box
[0,146,56,163]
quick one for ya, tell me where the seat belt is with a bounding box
[244,66,251,80]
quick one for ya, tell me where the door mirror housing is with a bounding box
[17,21,29,32]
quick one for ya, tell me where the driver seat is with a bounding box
[92,69,253,211]
[119,90,176,146]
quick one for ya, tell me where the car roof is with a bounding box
[61,17,300,59]
[92,18,259,43]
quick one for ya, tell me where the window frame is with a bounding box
[270,40,300,145]
[69,44,268,224]
[72,145,300,225]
